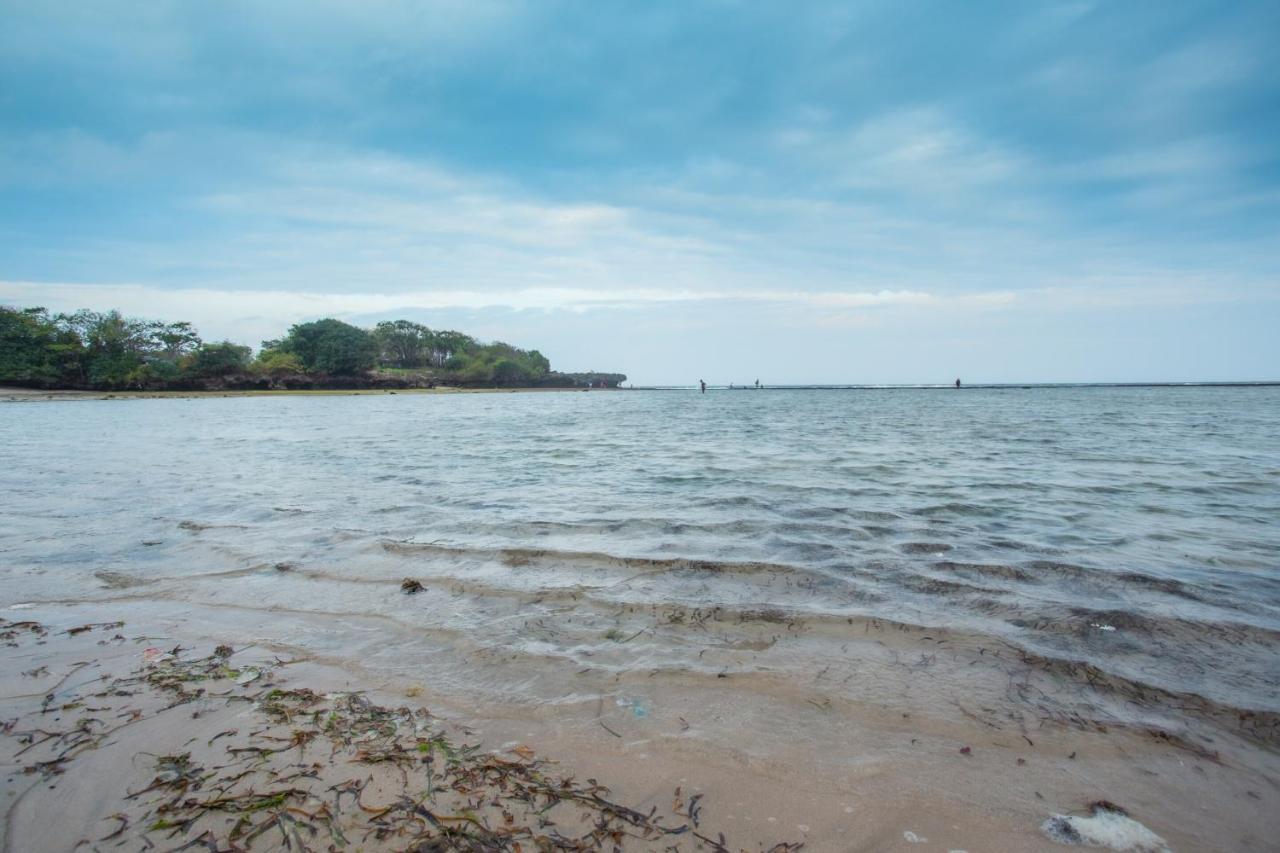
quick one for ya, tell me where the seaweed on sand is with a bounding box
[2,619,803,852]
[1,619,48,646]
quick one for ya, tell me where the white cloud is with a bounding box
[778,106,1031,202]
[0,280,1006,320]
[10,274,1270,356]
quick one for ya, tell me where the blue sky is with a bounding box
[2,1,1277,383]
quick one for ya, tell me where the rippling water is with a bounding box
[3,386,1278,732]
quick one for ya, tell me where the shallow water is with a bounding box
[2,386,1278,731]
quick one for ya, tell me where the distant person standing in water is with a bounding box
[700,379,706,394]
[955,378,961,388]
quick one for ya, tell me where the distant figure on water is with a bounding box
[699,379,706,394]
[955,378,961,389]
[755,379,760,389]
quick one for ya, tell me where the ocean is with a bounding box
[3,385,1278,749]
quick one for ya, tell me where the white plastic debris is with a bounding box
[1042,806,1170,852]
[143,647,174,666]
[235,667,262,685]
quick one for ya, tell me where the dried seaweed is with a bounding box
[2,619,802,852]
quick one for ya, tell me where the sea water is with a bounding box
[2,386,1278,739]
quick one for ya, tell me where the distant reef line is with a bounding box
[0,306,625,391]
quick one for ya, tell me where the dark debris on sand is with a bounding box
[1,618,802,852]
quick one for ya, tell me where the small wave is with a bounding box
[94,570,154,589]
[1021,562,1231,606]
[177,519,249,532]
[933,560,1035,582]
[381,540,803,577]
[1113,571,1205,601]
[1059,608,1280,647]
[913,502,1001,518]
[692,494,776,512]
[985,538,1059,553]
[899,542,953,555]
[1005,646,1280,748]
[896,574,1003,596]
[1024,560,1093,580]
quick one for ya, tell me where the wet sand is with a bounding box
[4,602,1275,851]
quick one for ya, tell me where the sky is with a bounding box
[2,1,1278,384]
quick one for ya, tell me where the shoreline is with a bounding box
[4,387,1278,850]
[4,598,1272,851]
[1,612,807,852]
[8,384,1277,403]
[0,385,608,402]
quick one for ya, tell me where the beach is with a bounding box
[2,386,1278,850]
[4,602,1270,851]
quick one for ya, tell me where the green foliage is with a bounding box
[426,339,552,384]
[185,342,251,378]
[274,319,377,375]
[430,330,478,367]
[148,359,182,383]
[1,305,612,389]
[151,321,202,362]
[366,319,553,383]
[491,359,530,383]
[65,310,145,387]
[1,306,218,388]
[0,307,76,384]
[371,321,480,370]
[253,349,305,378]
[372,320,432,368]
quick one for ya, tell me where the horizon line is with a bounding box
[625,381,1280,390]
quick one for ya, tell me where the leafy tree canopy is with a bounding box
[271,319,378,375]
[1,306,623,389]
[186,342,252,378]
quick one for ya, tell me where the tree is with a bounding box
[492,358,531,384]
[476,342,551,383]
[0,307,78,384]
[273,318,377,375]
[428,330,477,368]
[185,342,251,378]
[55,310,153,388]
[150,322,202,363]
[253,350,305,378]
[523,349,551,377]
[372,320,432,368]
[1,305,608,389]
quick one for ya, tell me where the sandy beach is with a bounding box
[4,599,1274,852]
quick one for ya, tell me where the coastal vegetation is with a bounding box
[0,305,625,391]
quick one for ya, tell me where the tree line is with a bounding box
[0,306,624,390]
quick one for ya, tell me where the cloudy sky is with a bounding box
[2,1,1277,383]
